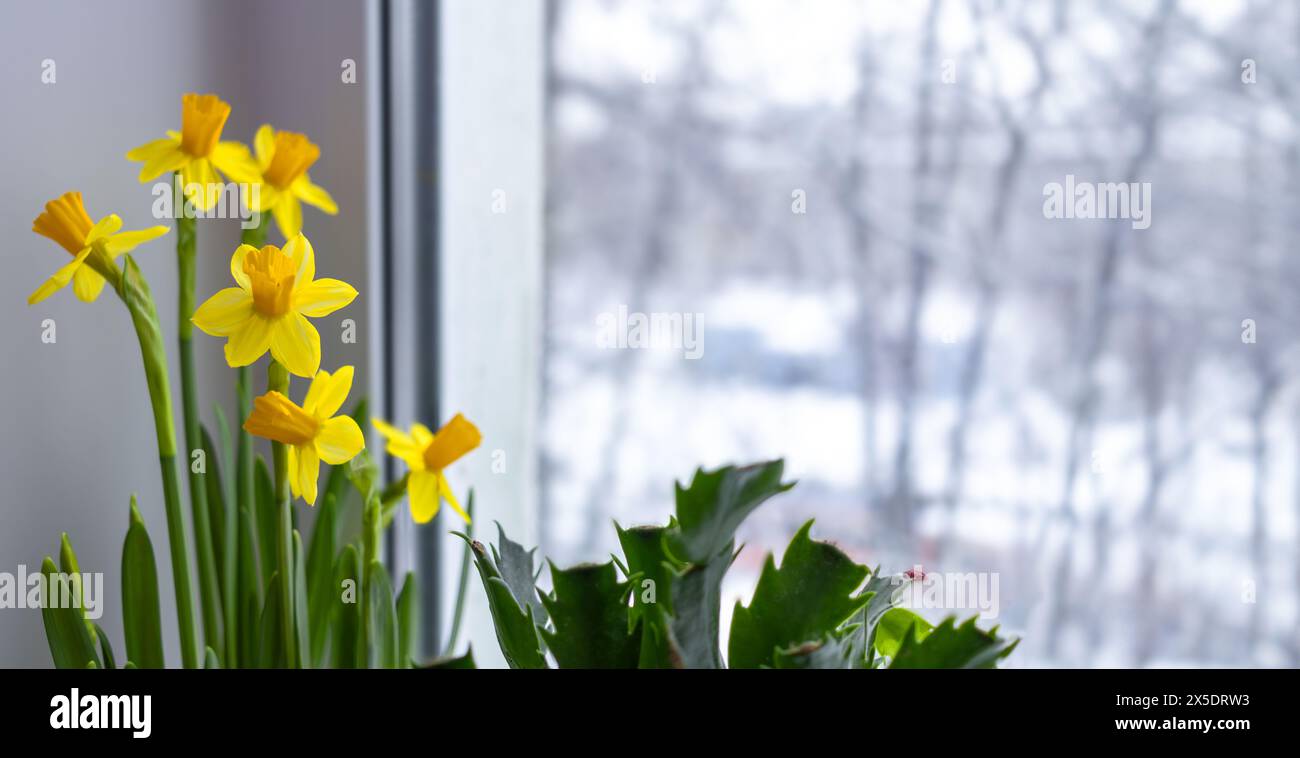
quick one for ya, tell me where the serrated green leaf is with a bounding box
[492,523,547,625]
[121,499,164,669]
[422,646,476,669]
[616,524,680,668]
[540,561,641,669]
[330,545,362,669]
[728,520,869,668]
[457,534,547,669]
[396,571,419,668]
[666,543,736,669]
[872,607,934,660]
[666,459,794,564]
[772,634,854,669]
[888,616,1018,669]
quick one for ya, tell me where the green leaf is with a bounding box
[365,561,398,669]
[666,459,794,564]
[236,505,261,668]
[422,646,476,669]
[213,402,236,507]
[121,499,165,669]
[492,522,547,625]
[201,425,227,591]
[396,572,419,668]
[616,524,679,668]
[666,543,736,669]
[40,556,99,669]
[873,607,934,660]
[322,397,366,524]
[772,634,854,669]
[457,533,547,669]
[728,520,870,668]
[93,623,117,670]
[292,530,309,668]
[305,493,337,668]
[330,545,362,669]
[347,448,380,504]
[258,572,284,668]
[204,646,221,668]
[540,561,642,669]
[253,456,276,588]
[888,616,1018,669]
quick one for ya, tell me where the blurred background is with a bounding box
[2,0,1296,668]
[540,0,1300,667]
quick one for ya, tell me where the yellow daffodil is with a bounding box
[248,125,338,239]
[372,414,481,524]
[244,366,365,505]
[126,93,260,210]
[29,191,169,304]
[190,233,356,377]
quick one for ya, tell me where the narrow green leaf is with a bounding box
[253,456,276,587]
[236,505,261,668]
[93,623,117,670]
[306,494,337,668]
[204,646,221,668]
[40,556,98,669]
[728,520,870,669]
[258,572,284,668]
[491,522,547,625]
[539,561,642,669]
[292,530,309,668]
[121,499,165,669]
[366,561,398,669]
[330,545,362,669]
[201,425,227,589]
[396,571,419,667]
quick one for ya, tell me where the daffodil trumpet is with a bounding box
[29,191,200,669]
[372,413,482,525]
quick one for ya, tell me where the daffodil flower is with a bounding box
[372,414,482,524]
[126,93,260,211]
[190,233,357,377]
[244,366,365,505]
[29,191,169,304]
[247,125,338,239]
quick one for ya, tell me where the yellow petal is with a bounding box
[85,214,123,245]
[193,287,254,336]
[409,470,440,524]
[411,423,435,447]
[298,443,320,505]
[269,312,321,378]
[293,277,357,318]
[372,418,425,469]
[129,138,187,182]
[287,444,301,499]
[272,193,303,239]
[437,472,471,523]
[28,246,93,305]
[104,226,170,257]
[315,415,364,465]
[423,414,482,471]
[304,365,354,418]
[180,158,220,211]
[224,314,275,367]
[72,265,107,303]
[282,232,315,286]
[254,124,276,170]
[293,176,339,214]
[211,140,261,184]
[230,243,259,291]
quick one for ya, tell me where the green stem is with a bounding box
[267,359,297,668]
[113,254,199,669]
[229,211,266,667]
[176,211,222,660]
